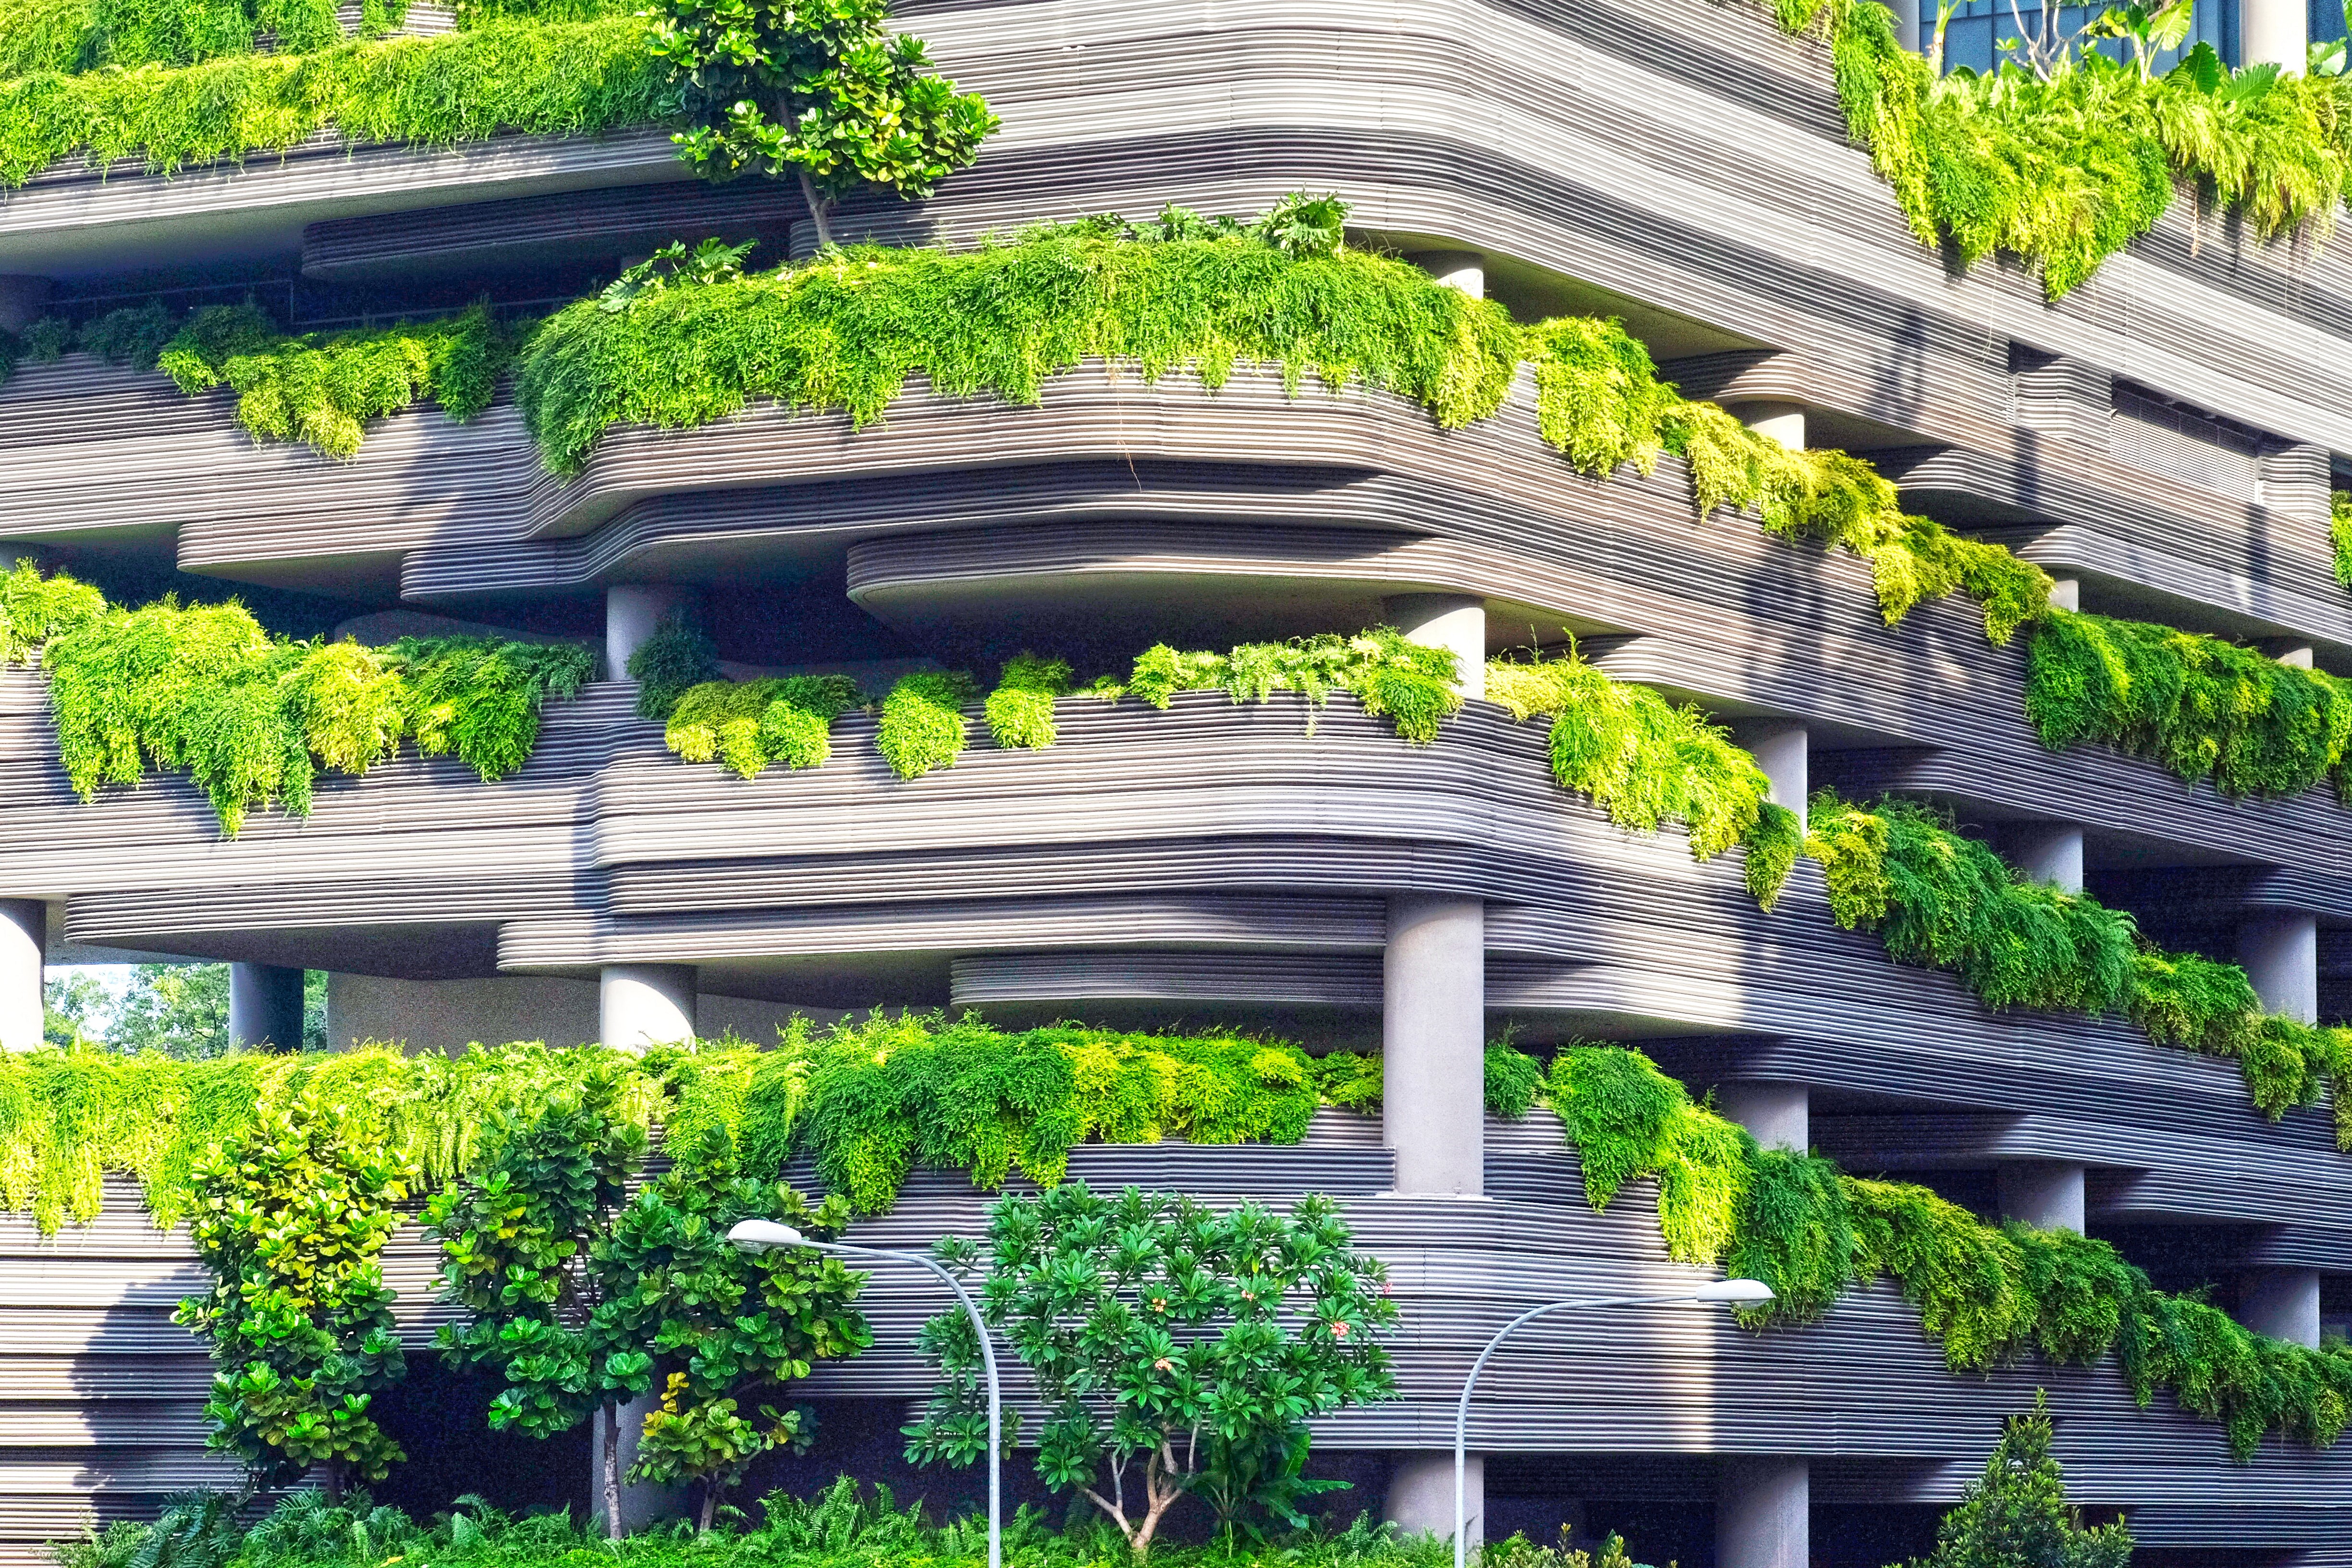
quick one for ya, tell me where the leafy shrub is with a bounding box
[624,610,720,719]
[1900,1393,2133,1568]
[908,1183,1395,1554]
[1114,628,1462,743]
[2024,609,2352,799]
[875,670,977,779]
[174,1105,411,1494]
[665,674,862,776]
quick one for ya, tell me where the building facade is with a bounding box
[4,0,2352,1562]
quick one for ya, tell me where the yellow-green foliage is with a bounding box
[0,14,661,185]
[1116,628,1462,744]
[2333,490,2352,589]
[1487,650,1800,908]
[663,674,862,777]
[1787,0,2352,296]
[15,564,591,832]
[984,654,1069,750]
[876,670,978,779]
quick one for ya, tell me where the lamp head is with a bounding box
[1692,1278,1776,1304]
[728,1219,807,1253]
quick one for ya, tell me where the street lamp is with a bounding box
[729,1220,1004,1568]
[1451,1278,1776,1568]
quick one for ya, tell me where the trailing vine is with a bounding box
[1,562,592,833]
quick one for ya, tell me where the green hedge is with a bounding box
[2,562,591,832]
[0,14,661,185]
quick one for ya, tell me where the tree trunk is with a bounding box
[796,167,835,250]
[698,1483,719,1534]
[320,1458,344,1505]
[600,1398,623,1542]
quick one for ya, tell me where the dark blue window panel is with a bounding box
[1931,0,2238,73]
[2315,0,2347,45]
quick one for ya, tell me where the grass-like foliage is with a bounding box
[1785,0,2352,296]
[515,228,1524,475]
[1550,1042,2352,1457]
[2334,490,2352,590]
[1487,649,1801,908]
[0,0,354,77]
[2025,608,2352,799]
[665,674,861,776]
[876,669,978,779]
[1523,319,2049,644]
[0,14,662,186]
[1805,792,2352,1139]
[625,610,719,718]
[12,563,591,833]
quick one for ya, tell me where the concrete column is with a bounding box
[1385,1452,1480,1546]
[604,585,698,682]
[2238,1268,2321,1348]
[592,1395,686,1532]
[1732,400,1805,450]
[1718,1458,1808,1568]
[1997,1163,2086,1232]
[1384,593,1486,702]
[2260,639,2317,669]
[1736,721,1808,832]
[1383,894,1485,1196]
[0,900,43,1052]
[1715,1083,1808,1154]
[600,963,696,1051]
[1414,252,1484,300]
[1893,0,1920,51]
[2046,576,2081,613]
[2240,913,2318,1024]
[0,277,50,333]
[2242,0,2307,72]
[2009,825,2084,894]
[229,963,305,1051]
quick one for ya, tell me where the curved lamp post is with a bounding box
[728,1220,1003,1568]
[1452,1278,1776,1568]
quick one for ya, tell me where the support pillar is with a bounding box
[1382,892,1483,1540]
[1384,593,1486,702]
[1715,1083,1808,1154]
[0,900,43,1052]
[592,1395,686,1533]
[2009,825,2084,894]
[604,585,698,682]
[1893,0,1920,51]
[2046,576,2081,613]
[1384,1453,1480,1547]
[1731,400,1805,450]
[2238,1268,2321,1348]
[600,964,696,1050]
[229,964,305,1051]
[1997,1163,2086,1232]
[1412,251,1484,300]
[2260,639,2317,669]
[1717,1458,1808,1568]
[2240,913,2318,1024]
[0,277,50,333]
[2242,0,2307,72]
[1736,721,1808,832]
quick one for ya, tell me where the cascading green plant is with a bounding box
[664,674,863,777]
[983,654,1070,750]
[1486,648,1802,908]
[6,563,592,833]
[875,670,979,779]
[1111,627,1464,742]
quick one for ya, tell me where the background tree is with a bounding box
[174,1106,410,1498]
[645,0,999,247]
[906,1182,1397,1557]
[1901,1392,2132,1568]
[588,1172,870,1531]
[43,971,110,1046]
[424,1072,652,1539]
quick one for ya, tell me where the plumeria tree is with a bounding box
[906,1183,1396,1556]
